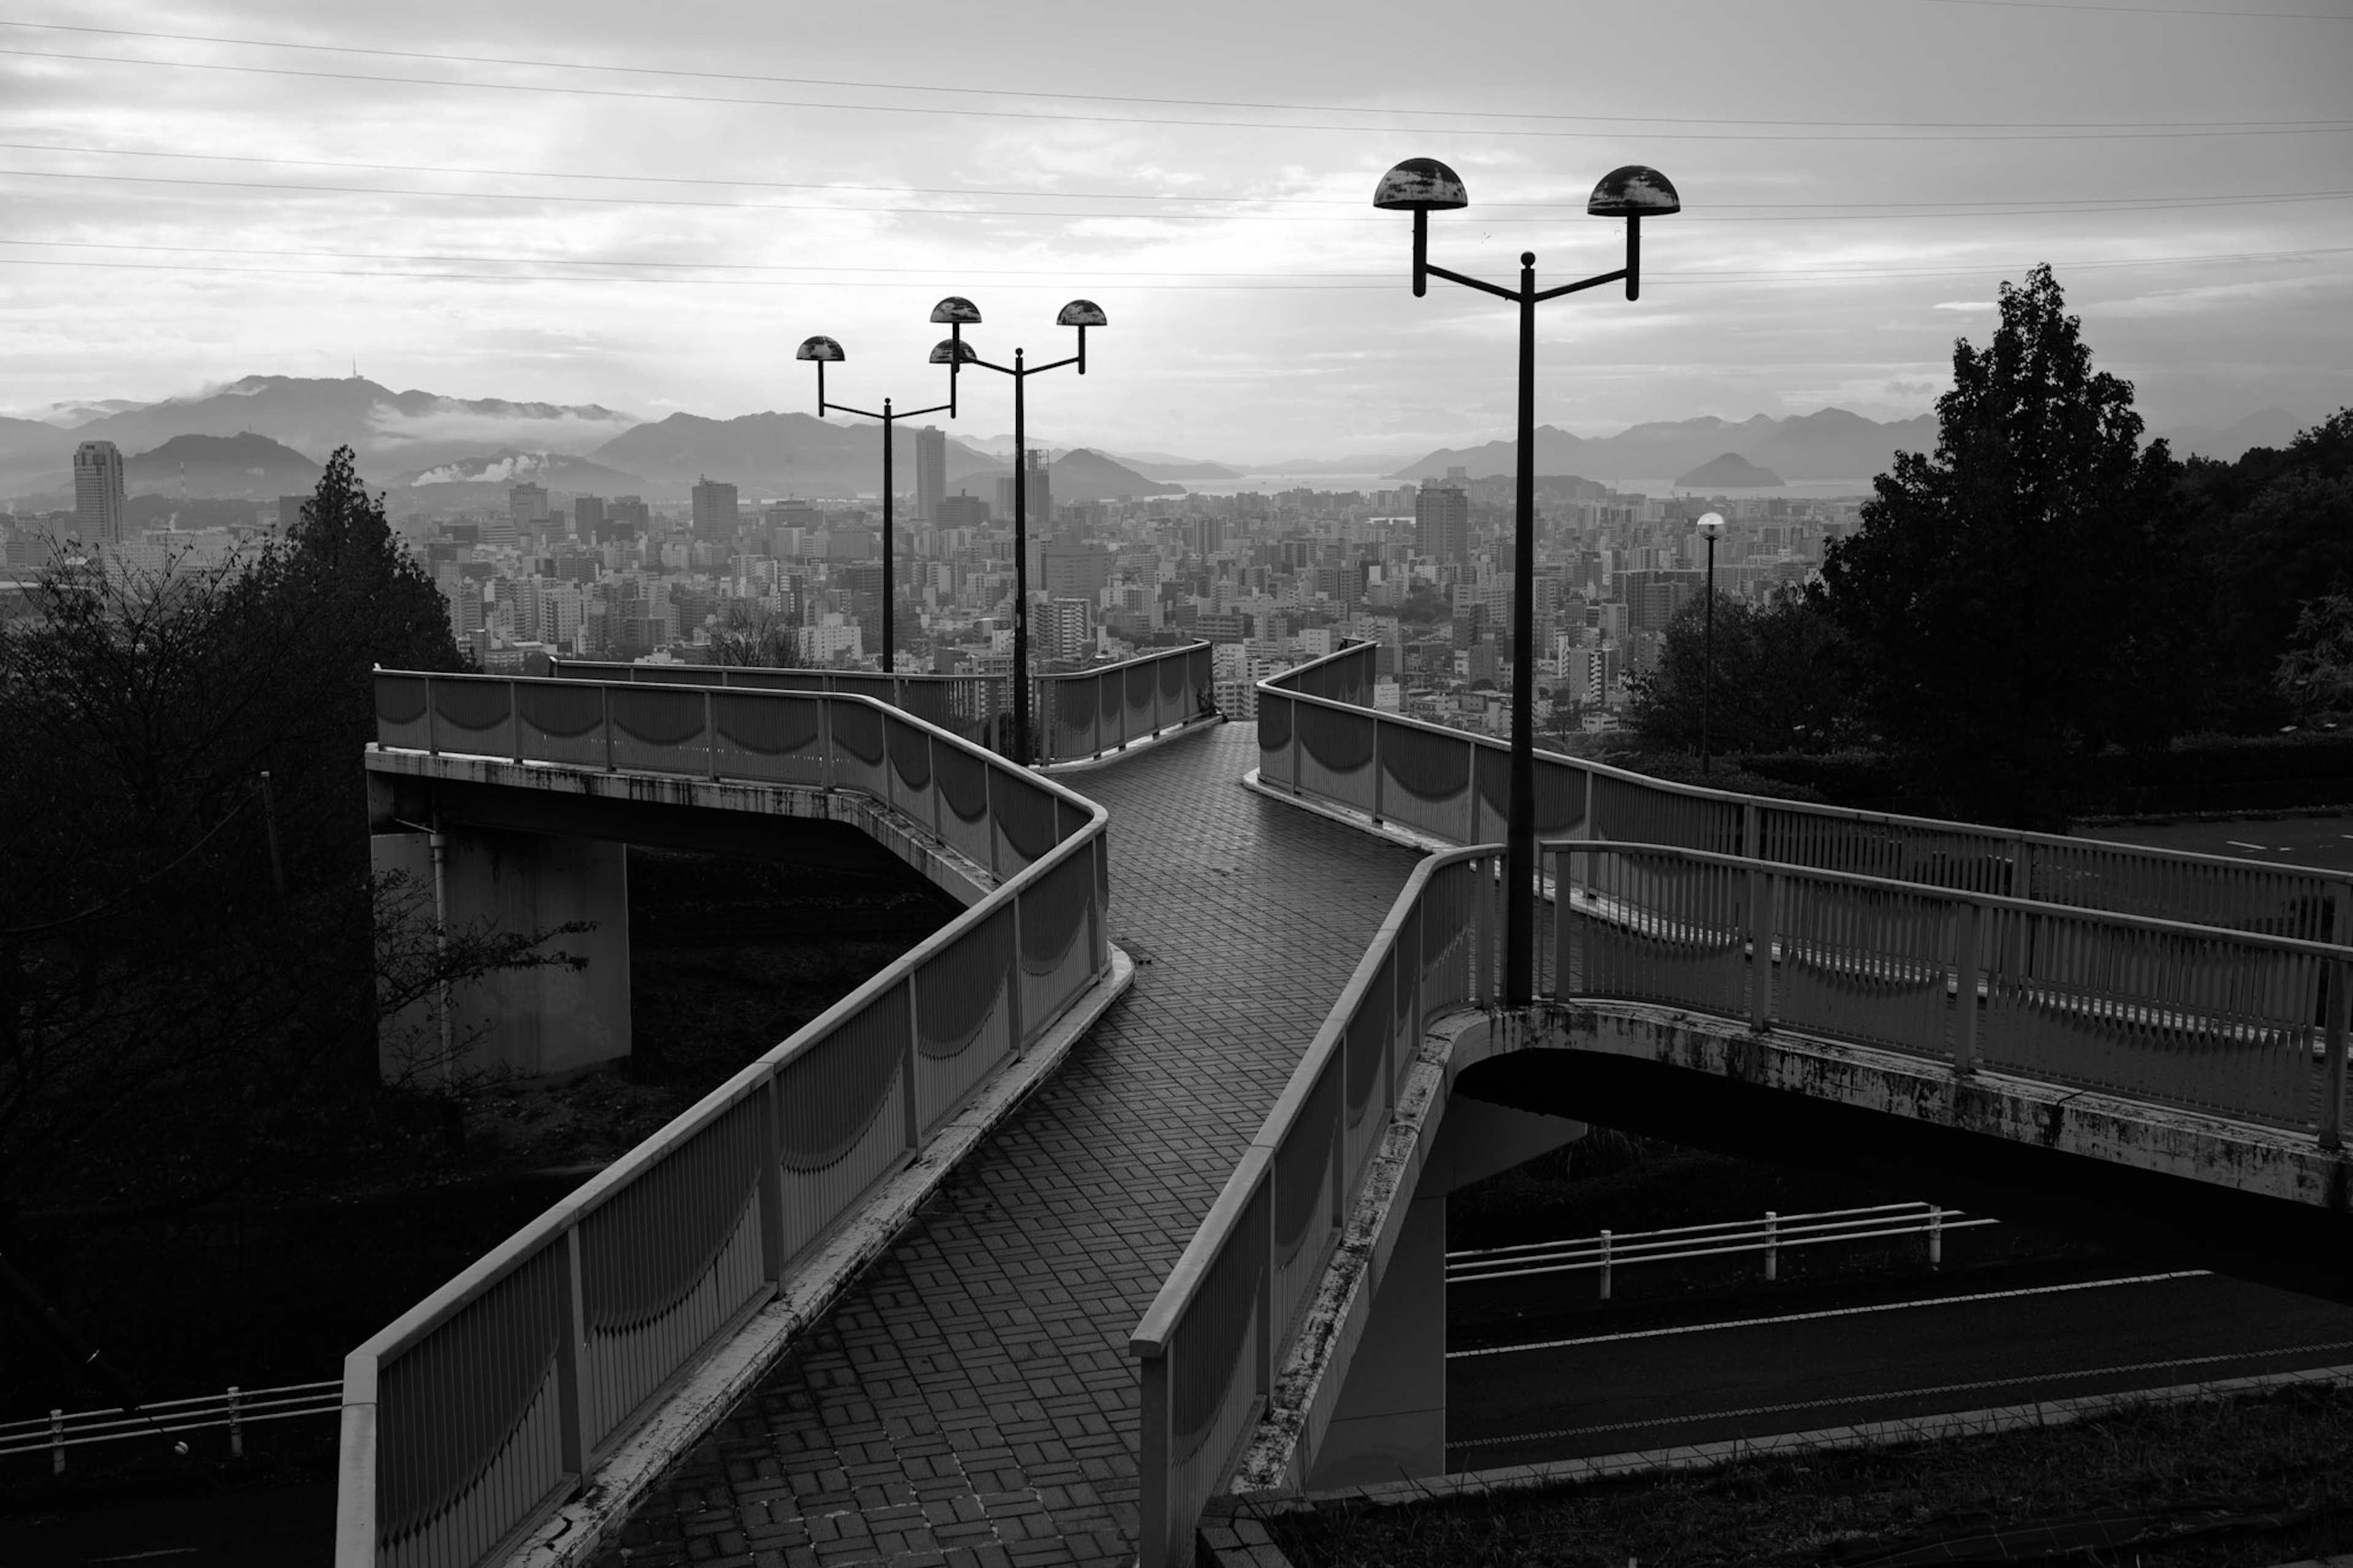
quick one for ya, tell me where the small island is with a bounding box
[1674,451,1786,488]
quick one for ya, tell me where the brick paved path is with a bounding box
[602,724,1420,1568]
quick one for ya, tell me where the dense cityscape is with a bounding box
[15,431,1860,744]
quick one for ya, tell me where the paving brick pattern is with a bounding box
[601,725,1421,1568]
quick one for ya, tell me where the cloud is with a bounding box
[365,405,637,456]
[406,452,557,487]
[1932,301,1997,312]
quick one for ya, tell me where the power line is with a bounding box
[2,45,2348,143]
[0,243,2339,291]
[6,140,2351,218]
[2,18,2344,129]
[6,165,2351,227]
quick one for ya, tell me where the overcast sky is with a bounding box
[1,0,2347,461]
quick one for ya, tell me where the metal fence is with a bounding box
[1446,1202,1998,1298]
[344,673,1113,1568]
[1127,844,1501,1568]
[1257,645,2353,944]
[1,1380,342,1469]
[551,640,1213,768]
[1558,842,2353,1145]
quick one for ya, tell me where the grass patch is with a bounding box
[1267,1382,2353,1566]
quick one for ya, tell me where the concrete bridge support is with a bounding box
[1307,1096,1583,1488]
[371,826,631,1085]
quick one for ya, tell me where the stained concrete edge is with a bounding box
[501,944,1137,1568]
[1237,769,1464,858]
[1197,1362,2353,1568]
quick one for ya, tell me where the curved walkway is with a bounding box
[601,723,1421,1568]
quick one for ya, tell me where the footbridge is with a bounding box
[335,642,2353,1568]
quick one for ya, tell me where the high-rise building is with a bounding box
[993,451,1052,533]
[1415,482,1469,565]
[73,441,126,546]
[936,493,988,530]
[915,426,947,523]
[691,477,740,542]
[572,495,606,540]
[509,483,551,532]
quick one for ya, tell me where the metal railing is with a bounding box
[345,672,1114,1568]
[551,640,1214,767]
[1128,844,1501,1568]
[1,1379,342,1469]
[1559,842,2353,1145]
[1257,643,2353,945]
[1447,1202,1998,1298]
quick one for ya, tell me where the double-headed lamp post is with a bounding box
[1374,156,1680,1006]
[930,296,1108,762]
[1696,510,1724,776]
[794,326,973,676]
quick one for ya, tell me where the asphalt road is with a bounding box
[1447,1264,2353,1470]
[2075,812,2353,871]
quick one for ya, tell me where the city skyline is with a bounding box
[0,1,2346,460]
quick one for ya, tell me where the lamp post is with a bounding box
[794,327,969,677]
[1375,157,1679,1006]
[940,297,1107,763]
[1696,510,1723,776]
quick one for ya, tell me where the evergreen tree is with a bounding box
[1819,265,2187,828]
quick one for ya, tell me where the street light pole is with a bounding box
[1697,510,1723,776]
[1376,157,1680,1006]
[950,298,1107,763]
[795,329,966,676]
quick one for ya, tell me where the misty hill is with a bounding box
[1108,450,1245,482]
[52,376,636,488]
[391,450,654,510]
[591,412,998,498]
[1394,409,1939,485]
[1674,452,1784,488]
[945,447,1183,506]
[126,433,322,500]
[2159,407,2308,463]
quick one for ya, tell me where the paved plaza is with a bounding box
[599,723,1420,1568]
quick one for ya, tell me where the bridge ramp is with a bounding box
[605,724,1419,1567]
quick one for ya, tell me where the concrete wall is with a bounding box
[371,827,631,1085]
[1306,1094,1583,1489]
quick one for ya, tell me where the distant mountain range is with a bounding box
[1675,452,1784,488]
[945,447,1184,506]
[0,373,2319,507]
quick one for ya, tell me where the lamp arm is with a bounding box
[963,356,1018,376]
[1531,269,1629,304]
[1423,261,1520,303]
[898,400,955,419]
[821,398,887,422]
[1026,354,1082,375]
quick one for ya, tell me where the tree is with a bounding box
[2275,592,2353,723]
[1625,585,1862,756]
[1818,265,2188,828]
[0,453,568,1224]
[707,600,805,668]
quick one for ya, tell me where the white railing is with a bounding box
[1127,844,1501,1568]
[0,1379,342,1469]
[345,672,1113,1568]
[1447,1202,1999,1297]
[1257,644,2353,945]
[1558,842,2353,1145]
[552,640,1214,768]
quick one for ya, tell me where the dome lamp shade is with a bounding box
[1696,511,1725,538]
[1373,158,1469,211]
[1055,299,1108,327]
[929,297,982,325]
[928,338,978,365]
[1587,165,1680,217]
[794,335,846,362]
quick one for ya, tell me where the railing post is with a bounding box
[50,1409,63,1475]
[1009,892,1028,1055]
[819,697,836,792]
[1764,1210,1779,1281]
[1288,695,1302,796]
[1742,799,1759,860]
[930,734,944,846]
[228,1384,243,1458]
[1953,898,1980,1077]
[1371,716,1385,825]
[1137,1347,1171,1568]
[1467,738,1481,843]
[2322,958,2348,1152]
[1583,764,1597,844]
[757,1070,787,1284]
[601,683,614,773]
[509,679,523,763]
[1928,1205,1944,1268]
[1597,1231,1612,1301]
[556,1227,589,1480]
[705,689,719,781]
[904,974,923,1149]
[1475,856,1497,1008]
[425,675,441,757]
[1749,869,1777,1032]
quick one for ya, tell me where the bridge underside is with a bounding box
[1461,1005,2353,1305]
